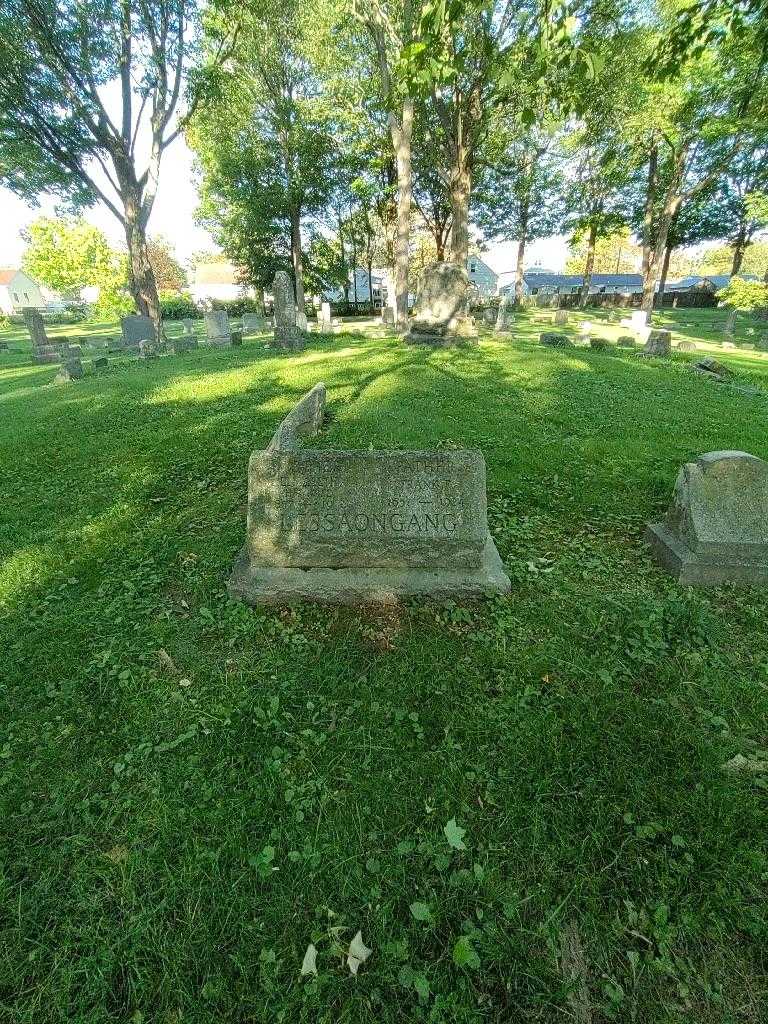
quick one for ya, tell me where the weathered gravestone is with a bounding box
[24,309,59,363]
[406,263,476,345]
[228,384,511,605]
[617,335,636,348]
[204,310,231,346]
[182,318,197,337]
[646,451,768,586]
[381,307,395,325]
[482,306,497,326]
[296,308,309,333]
[55,345,84,382]
[495,294,515,333]
[121,314,155,351]
[93,356,108,370]
[139,337,160,359]
[242,312,268,334]
[553,309,569,325]
[317,302,332,329]
[231,329,243,347]
[272,271,305,350]
[677,339,697,352]
[640,329,671,357]
[589,336,610,351]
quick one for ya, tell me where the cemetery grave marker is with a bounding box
[647,451,768,586]
[229,384,510,604]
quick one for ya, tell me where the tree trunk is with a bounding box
[290,207,305,314]
[449,153,471,267]
[389,96,414,328]
[731,221,747,276]
[640,143,658,303]
[656,241,673,306]
[124,213,161,337]
[514,235,526,305]
[580,223,597,308]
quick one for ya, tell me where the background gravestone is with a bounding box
[553,309,568,325]
[646,450,768,585]
[204,310,231,346]
[242,312,267,334]
[382,307,395,325]
[24,309,59,363]
[406,262,475,345]
[495,295,515,333]
[121,315,154,351]
[272,271,305,350]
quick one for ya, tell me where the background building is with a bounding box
[0,268,46,314]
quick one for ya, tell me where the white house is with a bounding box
[191,262,255,304]
[0,268,46,314]
[324,267,388,306]
[467,256,498,297]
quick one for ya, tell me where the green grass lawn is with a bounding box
[1,308,767,1023]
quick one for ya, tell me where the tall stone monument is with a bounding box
[272,271,305,350]
[229,384,510,604]
[406,263,476,346]
[646,450,768,585]
[495,294,515,333]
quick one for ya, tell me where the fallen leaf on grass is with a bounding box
[178,678,192,688]
[347,931,372,975]
[444,817,467,850]
[300,943,318,977]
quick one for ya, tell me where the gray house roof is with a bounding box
[665,274,759,292]
[501,272,643,295]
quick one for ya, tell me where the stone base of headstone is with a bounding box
[32,348,60,364]
[274,330,306,350]
[540,332,573,349]
[229,537,510,605]
[639,329,671,357]
[228,383,511,605]
[646,450,768,586]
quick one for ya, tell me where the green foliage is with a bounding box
[565,229,641,275]
[159,293,200,320]
[22,216,127,297]
[148,237,188,292]
[210,297,267,318]
[717,277,768,311]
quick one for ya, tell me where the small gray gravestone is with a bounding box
[318,302,332,329]
[382,307,395,326]
[55,350,84,381]
[640,329,671,357]
[296,308,309,333]
[589,336,610,351]
[228,384,510,605]
[495,294,515,333]
[646,451,768,586]
[553,309,568,325]
[540,332,573,349]
[272,271,305,350]
[406,263,476,345]
[231,329,243,347]
[182,318,196,336]
[482,306,496,326]
[93,356,108,370]
[242,312,267,334]
[139,337,159,359]
[677,339,697,352]
[617,335,636,348]
[121,314,155,351]
[204,310,231,346]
